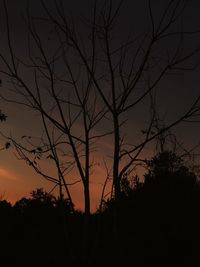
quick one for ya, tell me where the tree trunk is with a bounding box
[81,181,91,267]
[113,115,120,201]
[112,115,121,259]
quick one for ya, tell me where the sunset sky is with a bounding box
[0,0,200,211]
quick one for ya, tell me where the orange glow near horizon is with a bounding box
[0,127,154,212]
[0,149,111,211]
[0,151,148,212]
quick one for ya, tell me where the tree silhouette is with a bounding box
[99,151,200,265]
[144,150,197,193]
[0,0,200,266]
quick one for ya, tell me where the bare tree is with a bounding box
[0,0,200,266]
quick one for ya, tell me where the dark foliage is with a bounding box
[0,151,200,266]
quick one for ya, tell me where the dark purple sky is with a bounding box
[0,0,199,210]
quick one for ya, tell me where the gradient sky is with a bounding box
[0,0,200,211]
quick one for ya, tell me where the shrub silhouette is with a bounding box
[98,151,200,266]
[0,153,200,266]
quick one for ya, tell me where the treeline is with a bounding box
[1,151,200,266]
